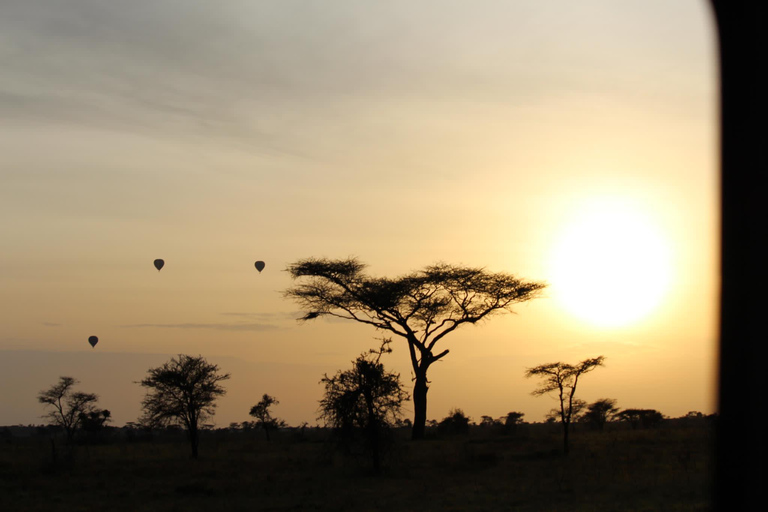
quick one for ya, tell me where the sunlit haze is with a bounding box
[0,0,718,429]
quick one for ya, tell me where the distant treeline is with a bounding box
[1,409,715,441]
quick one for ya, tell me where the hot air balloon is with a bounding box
[88,336,98,348]
[154,259,164,271]
[254,261,265,273]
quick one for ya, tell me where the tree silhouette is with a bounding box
[38,376,100,444]
[285,257,545,439]
[616,409,664,430]
[504,411,526,434]
[79,409,111,430]
[581,398,619,431]
[249,394,286,441]
[480,415,498,427]
[138,354,230,459]
[437,408,471,436]
[526,356,605,455]
[319,339,409,473]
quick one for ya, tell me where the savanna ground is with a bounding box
[0,420,712,512]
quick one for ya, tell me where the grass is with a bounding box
[0,422,713,511]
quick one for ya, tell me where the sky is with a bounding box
[0,0,718,428]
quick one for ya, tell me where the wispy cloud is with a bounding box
[219,311,300,322]
[0,0,609,151]
[0,0,425,149]
[41,322,61,327]
[121,322,278,332]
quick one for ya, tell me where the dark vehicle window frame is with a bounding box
[711,2,766,509]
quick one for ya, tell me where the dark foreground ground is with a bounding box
[0,421,712,512]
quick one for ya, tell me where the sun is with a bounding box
[548,199,673,328]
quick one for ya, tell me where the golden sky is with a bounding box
[0,0,718,428]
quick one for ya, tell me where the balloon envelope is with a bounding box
[88,336,98,348]
[154,259,164,271]
[255,261,265,273]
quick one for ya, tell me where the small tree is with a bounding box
[286,258,545,440]
[526,356,605,455]
[38,376,100,444]
[581,398,619,431]
[79,409,111,430]
[249,394,286,441]
[437,408,471,436]
[319,339,409,473]
[395,418,412,429]
[616,408,664,429]
[138,354,230,459]
[480,415,498,427]
[504,411,526,434]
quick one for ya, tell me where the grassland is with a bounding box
[0,421,713,511]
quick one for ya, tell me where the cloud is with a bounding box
[219,311,301,322]
[121,322,278,332]
[41,322,62,327]
[0,0,413,147]
[0,0,591,151]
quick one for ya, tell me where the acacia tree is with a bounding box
[319,339,409,473]
[437,408,471,436]
[138,354,230,459]
[480,415,498,427]
[526,356,605,455]
[38,376,100,443]
[285,258,545,439]
[581,398,619,431]
[616,408,664,430]
[504,411,526,433]
[79,409,111,430]
[249,394,286,441]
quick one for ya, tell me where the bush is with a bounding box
[616,409,665,429]
[437,408,471,436]
[318,339,409,473]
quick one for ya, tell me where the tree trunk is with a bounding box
[411,372,429,440]
[369,422,381,474]
[189,426,199,459]
[50,437,57,464]
[563,421,570,455]
[364,388,382,473]
[65,425,75,445]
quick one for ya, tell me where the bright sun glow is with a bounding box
[549,199,673,328]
